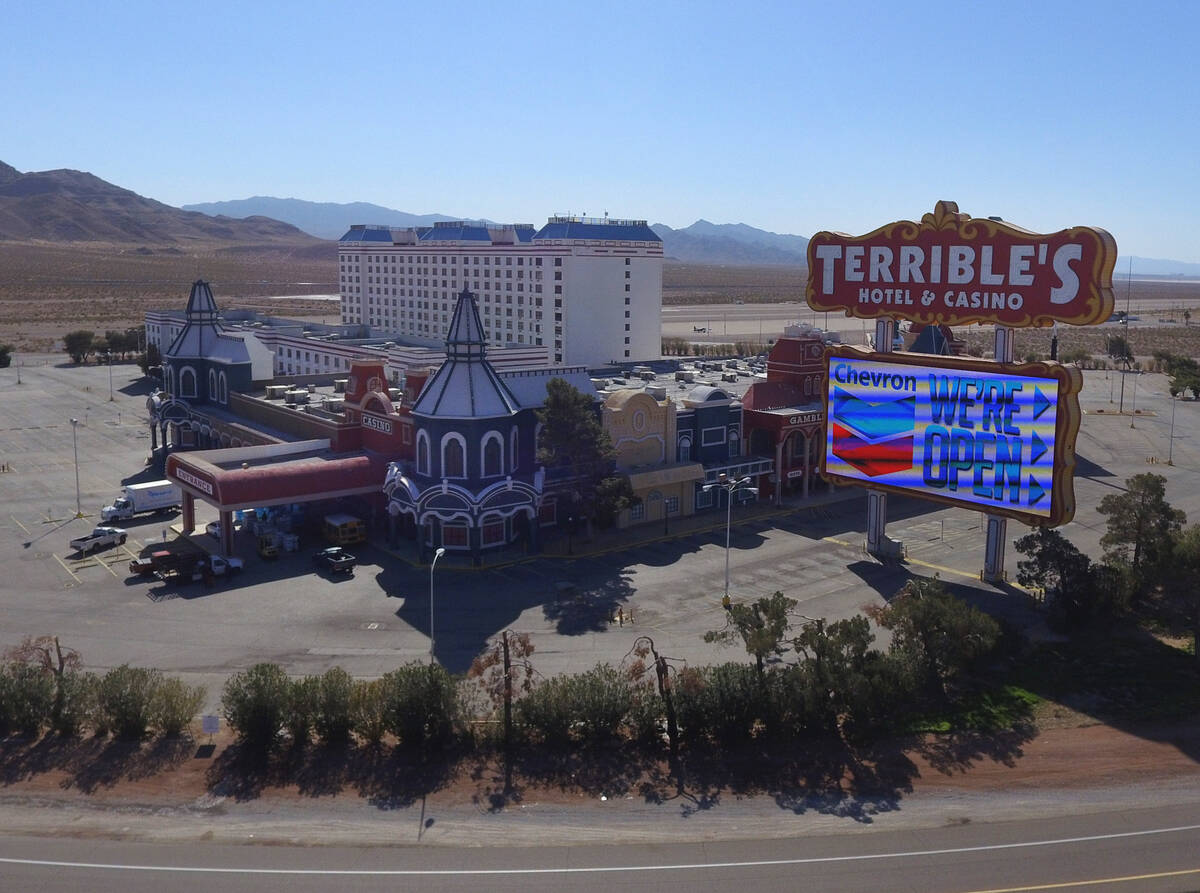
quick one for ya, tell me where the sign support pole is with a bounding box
[983,326,1015,583]
[866,318,895,557]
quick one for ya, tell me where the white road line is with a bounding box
[1,824,1198,876]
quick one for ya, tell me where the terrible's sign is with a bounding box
[807,201,1117,328]
[821,347,1082,526]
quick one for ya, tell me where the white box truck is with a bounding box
[101,480,181,522]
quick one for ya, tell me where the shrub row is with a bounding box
[217,652,947,753]
[0,663,204,739]
[222,663,459,749]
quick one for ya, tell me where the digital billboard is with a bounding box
[822,347,1083,526]
[806,201,1117,328]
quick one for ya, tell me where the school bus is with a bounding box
[323,513,367,545]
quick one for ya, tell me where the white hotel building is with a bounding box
[337,216,664,368]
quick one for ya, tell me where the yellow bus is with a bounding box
[323,513,366,545]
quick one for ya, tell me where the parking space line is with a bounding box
[52,553,81,584]
[10,515,30,535]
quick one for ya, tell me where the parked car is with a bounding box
[70,526,127,554]
[312,546,356,575]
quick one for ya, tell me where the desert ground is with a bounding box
[1,242,1199,357]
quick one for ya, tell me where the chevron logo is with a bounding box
[831,388,917,477]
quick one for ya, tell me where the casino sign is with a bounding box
[806,201,1117,328]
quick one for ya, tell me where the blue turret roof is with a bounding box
[411,289,522,419]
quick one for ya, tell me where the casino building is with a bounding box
[381,287,595,562]
[153,280,597,564]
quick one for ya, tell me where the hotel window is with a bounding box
[630,502,644,521]
[665,496,679,515]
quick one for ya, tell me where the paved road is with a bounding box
[1,803,1198,891]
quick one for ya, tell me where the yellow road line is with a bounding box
[821,535,858,549]
[904,555,980,582]
[11,515,30,535]
[52,553,81,584]
[959,865,1200,893]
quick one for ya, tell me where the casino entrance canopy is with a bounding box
[165,439,391,526]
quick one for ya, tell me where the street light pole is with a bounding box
[70,418,82,518]
[430,546,446,664]
[702,473,757,604]
[108,351,114,402]
[1168,392,1178,465]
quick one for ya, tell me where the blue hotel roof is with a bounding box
[338,226,394,243]
[532,220,661,242]
[418,224,493,242]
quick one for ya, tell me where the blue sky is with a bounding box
[3,0,1198,260]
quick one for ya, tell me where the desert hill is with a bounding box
[0,161,320,245]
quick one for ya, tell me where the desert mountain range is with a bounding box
[0,161,317,246]
[3,162,1198,275]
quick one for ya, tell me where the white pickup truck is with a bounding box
[190,554,244,582]
[70,526,127,554]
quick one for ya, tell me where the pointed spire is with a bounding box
[184,280,220,325]
[445,287,487,361]
[411,288,520,418]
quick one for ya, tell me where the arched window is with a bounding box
[482,433,503,477]
[208,369,217,399]
[180,367,197,398]
[219,372,228,404]
[678,435,692,463]
[442,433,465,478]
[728,429,740,458]
[416,431,430,475]
[481,513,505,547]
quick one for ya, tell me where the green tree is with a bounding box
[222,663,290,748]
[96,665,163,738]
[704,590,797,675]
[4,636,82,733]
[63,330,95,365]
[1170,525,1200,664]
[1014,528,1092,598]
[1105,333,1133,369]
[138,342,162,376]
[152,677,205,736]
[313,666,355,745]
[0,344,13,368]
[866,578,1000,697]
[1097,473,1186,582]
[379,662,458,750]
[537,377,634,529]
[791,615,877,733]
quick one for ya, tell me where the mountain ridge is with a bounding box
[0,162,320,245]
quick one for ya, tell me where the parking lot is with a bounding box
[2,355,1198,711]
